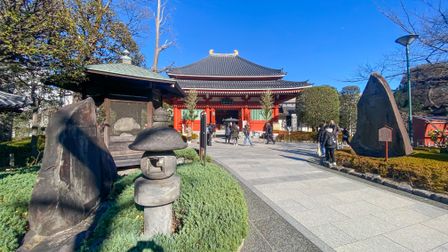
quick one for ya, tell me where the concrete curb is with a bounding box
[321,162,448,205]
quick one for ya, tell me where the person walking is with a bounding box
[243,124,254,146]
[342,128,350,145]
[323,126,337,166]
[225,123,231,144]
[231,123,239,146]
[265,122,275,144]
[329,120,340,149]
[317,123,327,157]
[206,123,213,146]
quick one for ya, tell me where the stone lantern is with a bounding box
[129,108,187,237]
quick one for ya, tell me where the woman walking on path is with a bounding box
[231,123,240,146]
[317,123,327,157]
[243,124,254,146]
[323,127,337,166]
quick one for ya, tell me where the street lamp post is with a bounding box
[395,34,418,145]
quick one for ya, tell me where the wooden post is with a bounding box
[104,98,110,148]
[385,141,389,162]
[147,101,154,128]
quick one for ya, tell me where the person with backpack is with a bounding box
[243,124,254,146]
[323,126,337,166]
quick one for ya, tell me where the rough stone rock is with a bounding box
[351,73,413,157]
[20,98,117,252]
[396,182,413,193]
[113,117,141,133]
[412,189,433,198]
[129,127,187,152]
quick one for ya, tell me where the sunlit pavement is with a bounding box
[208,140,448,252]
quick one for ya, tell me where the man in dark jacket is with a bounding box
[265,122,275,144]
[323,127,337,166]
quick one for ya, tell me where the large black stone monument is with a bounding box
[351,73,413,157]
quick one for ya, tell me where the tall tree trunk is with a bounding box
[151,0,161,72]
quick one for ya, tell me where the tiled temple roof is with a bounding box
[0,91,30,111]
[167,50,285,78]
[176,79,310,90]
[86,63,174,83]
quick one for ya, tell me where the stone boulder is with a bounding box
[20,98,117,252]
[351,73,413,157]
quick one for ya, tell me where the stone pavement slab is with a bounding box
[208,141,448,252]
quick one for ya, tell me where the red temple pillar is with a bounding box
[273,104,279,122]
[173,105,181,131]
[205,106,211,124]
[211,108,216,124]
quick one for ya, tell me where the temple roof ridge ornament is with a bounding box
[208,49,239,57]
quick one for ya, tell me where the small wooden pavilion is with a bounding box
[59,51,185,167]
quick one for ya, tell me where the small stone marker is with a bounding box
[379,126,393,161]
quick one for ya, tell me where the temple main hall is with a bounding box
[167,50,311,132]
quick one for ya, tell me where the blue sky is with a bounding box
[134,0,423,90]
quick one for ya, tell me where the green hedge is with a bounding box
[0,167,38,251]
[80,161,248,251]
[0,136,45,168]
[276,131,317,142]
[174,148,200,161]
[336,149,448,193]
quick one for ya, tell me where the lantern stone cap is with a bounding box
[129,127,187,152]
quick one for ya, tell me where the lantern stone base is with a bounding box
[143,204,173,237]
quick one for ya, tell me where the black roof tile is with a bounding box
[168,54,285,77]
[0,91,29,111]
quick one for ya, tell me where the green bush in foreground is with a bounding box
[81,161,248,252]
[0,168,37,251]
[174,148,200,161]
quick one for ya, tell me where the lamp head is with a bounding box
[395,34,419,46]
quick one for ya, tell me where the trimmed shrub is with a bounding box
[0,136,45,168]
[0,167,38,251]
[80,162,248,251]
[336,149,448,193]
[174,148,200,161]
[276,131,317,142]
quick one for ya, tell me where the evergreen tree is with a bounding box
[339,85,360,135]
[296,86,340,130]
[260,90,274,121]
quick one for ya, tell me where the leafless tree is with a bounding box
[151,0,175,72]
[345,0,448,83]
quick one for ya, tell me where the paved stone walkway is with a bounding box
[207,141,448,252]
